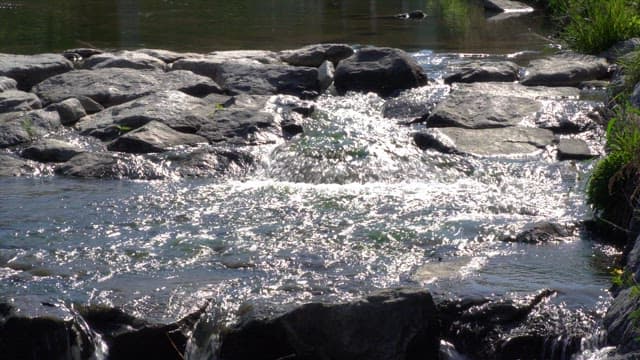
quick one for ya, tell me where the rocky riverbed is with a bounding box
[0,41,631,359]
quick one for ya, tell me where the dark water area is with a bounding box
[0,0,553,54]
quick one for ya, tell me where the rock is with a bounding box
[217,289,440,360]
[521,53,610,87]
[136,48,197,63]
[414,127,555,156]
[334,47,428,97]
[0,76,17,91]
[394,10,427,19]
[444,61,519,84]
[207,50,282,64]
[0,109,62,148]
[63,48,103,60]
[281,110,305,138]
[0,89,42,113]
[223,94,270,111]
[318,60,335,91]
[427,91,539,129]
[501,222,574,243]
[0,53,73,91]
[108,121,208,153]
[280,43,355,67]
[0,300,95,360]
[0,153,42,176]
[33,68,222,107]
[452,82,580,100]
[81,50,168,71]
[601,38,640,62]
[382,85,449,121]
[631,83,640,108]
[164,147,255,178]
[211,62,320,98]
[55,152,166,180]
[76,96,104,114]
[194,108,279,145]
[51,98,87,125]
[533,100,599,133]
[605,287,640,355]
[557,138,596,160]
[76,90,209,139]
[21,139,84,163]
[483,0,533,12]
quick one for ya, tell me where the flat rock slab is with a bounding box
[557,138,595,160]
[195,108,278,145]
[280,43,355,67]
[483,0,533,12]
[33,68,222,107]
[108,121,208,153]
[81,50,168,71]
[0,90,42,113]
[0,109,61,148]
[55,152,165,180]
[21,138,83,162]
[0,76,17,91]
[76,90,209,139]
[334,47,428,97]
[415,127,555,156]
[0,53,73,90]
[444,61,519,84]
[0,153,42,176]
[521,53,610,87]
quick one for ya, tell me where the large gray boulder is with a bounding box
[521,53,610,87]
[51,98,87,125]
[0,76,17,91]
[414,127,555,156]
[0,109,61,148]
[0,153,42,176]
[334,47,428,97]
[0,90,42,113]
[280,43,355,67]
[33,68,222,107]
[55,152,165,180]
[444,61,519,84]
[216,289,440,360]
[81,50,168,71]
[194,108,279,145]
[0,53,73,90]
[21,139,84,163]
[75,90,209,139]
[107,121,208,153]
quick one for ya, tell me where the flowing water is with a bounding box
[0,0,620,358]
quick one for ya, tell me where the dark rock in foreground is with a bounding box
[444,61,519,84]
[108,121,208,153]
[280,43,354,67]
[0,53,73,91]
[521,53,610,87]
[55,152,166,180]
[217,289,440,360]
[334,47,428,97]
[22,139,84,163]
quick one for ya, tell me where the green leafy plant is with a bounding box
[620,51,640,94]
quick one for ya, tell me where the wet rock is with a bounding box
[212,62,320,98]
[444,61,519,84]
[165,147,255,178]
[414,127,554,156]
[533,100,599,133]
[0,153,42,176]
[33,68,222,107]
[521,53,610,87]
[0,89,42,113]
[51,97,87,125]
[318,60,335,91]
[483,0,533,12]
[21,139,84,163]
[280,43,355,67]
[557,138,596,160]
[218,289,440,360]
[0,53,73,91]
[453,82,580,100]
[382,85,449,122]
[605,287,640,355]
[427,91,539,128]
[81,50,168,71]
[501,222,574,243]
[108,121,208,153]
[76,96,104,114]
[0,76,17,91]
[0,109,62,148]
[0,300,95,360]
[601,38,640,62]
[55,152,166,180]
[223,94,271,111]
[76,90,208,139]
[334,47,428,97]
[194,108,279,145]
[281,110,305,138]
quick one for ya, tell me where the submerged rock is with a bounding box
[21,139,84,163]
[55,152,166,180]
[382,85,449,122]
[217,289,440,360]
[0,89,42,113]
[81,50,168,71]
[0,109,61,148]
[334,47,428,97]
[108,121,208,153]
[0,53,73,91]
[194,108,279,145]
[165,147,255,178]
[557,138,596,160]
[0,153,43,176]
[414,127,554,156]
[521,53,610,87]
[501,222,575,243]
[280,43,355,67]
[444,61,519,84]
[483,0,533,12]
